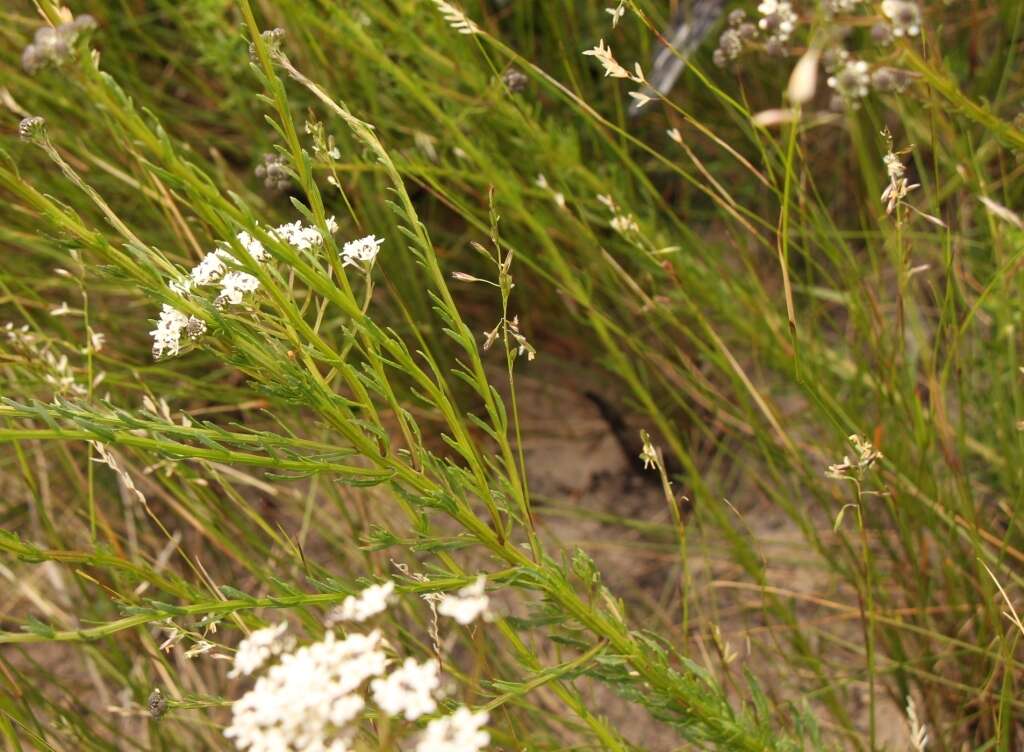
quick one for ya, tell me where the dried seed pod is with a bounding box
[147,689,167,720]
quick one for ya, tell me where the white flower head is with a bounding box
[342,235,384,268]
[150,305,190,359]
[371,657,440,720]
[827,58,871,104]
[881,0,922,37]
[416,707,489,752]
[228,621,293,678]
[611,214,640,235]
[757,0,798,45]
[236,230,269,262]
[217,271,261,306]
[190,251,228,286]
[272,218,337,252]
[327,581,395,625]
[224,629,387,751]
[825,0,863,11]
[437,575,490,625]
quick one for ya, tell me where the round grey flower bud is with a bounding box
[18,116,47,142]
[501,67,528,93]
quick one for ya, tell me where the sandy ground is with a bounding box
[509,364,915,750]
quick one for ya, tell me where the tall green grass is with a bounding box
[1,0,1022,749]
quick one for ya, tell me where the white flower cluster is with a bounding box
[326,581,395,625]
[436,575,490,625]
[149,217,358,360]
[150,304,206,359]
[225,629,387,752]
[417,707,490,752]
[881,0,922,37]
[756,0,798,48]
[827,58,871,106]
[610,214,639,235]
[824,0,863,13]
[228,622,294,678]
[341,234,384,268]
[272,218,338,252]
[371,657,440,720]
[224,579,492,752]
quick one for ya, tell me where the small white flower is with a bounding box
[224,630,387,751]
[881,0,922,37]
[416,707,489,752]
[327,581,395,624]
[341,235,385,267]
[371,657,440,720]
[273,219,337,252]
[611,214,640,234]
[437,575,490,625]
[236,230,269,262]
[228,621,293,678]
[168,277,194,297]
[757,0,798,45]
[150,304,190,359]
[190,251,228,285]
[89,329,106,352]
[827,58,871,103]
[217,271,261,306]
[825,0,863,11]
[667,128,683,144]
